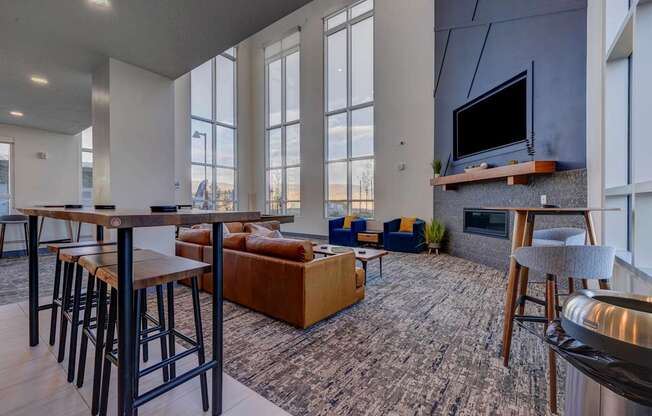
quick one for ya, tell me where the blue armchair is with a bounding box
[383,218,426,253]
[329,217,367,247]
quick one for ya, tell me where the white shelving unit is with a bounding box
[603,0,652,270]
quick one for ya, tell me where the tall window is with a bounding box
[0,142,12,215]
[265,32,301,215]
[81,127,93,205]
[324,0,374,218]
[191,47,238,211]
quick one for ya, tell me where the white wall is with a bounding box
[0,123,81,251]
[178,0,434,236]
[93,58,176,254]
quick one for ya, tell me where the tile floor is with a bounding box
[0,298,291,416]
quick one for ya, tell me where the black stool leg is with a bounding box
[191,276,209,411]
[49,257,62,345]
[76,272,96,387]
[67,264,84,382]
[156,285,170,382]
[91,281,108,415]
[99,288,118,416]
[57,262,73,363]
[23,222,29,256]
[134,290,143,416]
[166,282,176,379]
[141,289,149,363]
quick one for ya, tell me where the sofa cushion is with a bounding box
[245,235,314,262]
[399,217,417,232]
[342,215,358,229]
[192,222,243,234]
[223,233,248,251]
[178,228,211,246]
[332,228,350,234]
[244,221,280,234]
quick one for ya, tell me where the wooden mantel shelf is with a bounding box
[430,161,556,191]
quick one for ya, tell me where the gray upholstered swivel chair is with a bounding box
[532,227,586,247]
[512,245,616,414]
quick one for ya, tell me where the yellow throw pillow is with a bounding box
[342,215,358,229]
[399,217,417,232]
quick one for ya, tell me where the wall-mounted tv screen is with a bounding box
[453,73,527,160]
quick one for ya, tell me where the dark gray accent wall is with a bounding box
[433,1,589,270]
[435,0,587,172]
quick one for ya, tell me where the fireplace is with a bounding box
[463,209,509,239]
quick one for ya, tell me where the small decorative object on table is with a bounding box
[150,205,178,213]
[424,219,445,255]
[464,162,489,173]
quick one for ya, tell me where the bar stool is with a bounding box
[76,249,167,415]
[0,214,29,257]
[512,245,615,414]
[57,244,122,382]
[47,240,115,346]
[95,255,211,416]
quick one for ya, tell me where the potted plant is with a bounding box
[424,219,445,255]
[431,159,442,178]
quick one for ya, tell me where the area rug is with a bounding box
[0,251,562,415]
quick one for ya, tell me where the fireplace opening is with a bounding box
[463,209,509,239]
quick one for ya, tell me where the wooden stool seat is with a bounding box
[95,256,211,290]
[79,249,163,276]
[48,240,115,254]
[59,245,121,263]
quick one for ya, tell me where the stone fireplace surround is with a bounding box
[433,169,587,271]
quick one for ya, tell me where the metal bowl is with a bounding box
[562,289,652,369]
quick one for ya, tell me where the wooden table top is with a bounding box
[312,244,388,260]
[481,207,620,213]
[18,207,261,229]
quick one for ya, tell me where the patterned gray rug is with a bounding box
[0,251,561,415]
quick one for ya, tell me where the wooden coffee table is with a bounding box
[312,244,388,283]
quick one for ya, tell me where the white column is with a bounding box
[92,58,176,254]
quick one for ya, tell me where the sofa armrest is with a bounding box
[413,219,426,236]
[329,217,345,232]
[351,218,367,234]
[384,218,401,234]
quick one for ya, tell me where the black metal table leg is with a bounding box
[28,215,39,346]
[117,228,135,416]
[212,222,223,416]
[362,261,367,285]
[379,258,383,278]
[97,225,104,241]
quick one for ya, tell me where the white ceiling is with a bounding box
[0,0,312,135]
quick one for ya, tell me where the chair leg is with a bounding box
[67,264,84,382]
[166,282,176,379]
[23,223,29,256]
[545,274,558,414]
[598,279,610,290]
[141,289,149,363]
[503,262,522,367]
[91,281,108,415]
[134,290,143,416]
[58,262,73,363]
[554,280,561,319]
[99,288,118,416]
[0,223,5,258]
[191,277,209,411]
[567,277,575,295]
[156,285,170,382]
[517,267,529,315]
[49,258,62,345]
[76,272,96,387]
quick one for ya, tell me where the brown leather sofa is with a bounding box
[175,222,365,328]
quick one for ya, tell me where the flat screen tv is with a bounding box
[453,72,527,160]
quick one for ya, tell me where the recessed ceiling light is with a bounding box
[89,0,110,7]
[30,76,49,85]
[10,111,24,117]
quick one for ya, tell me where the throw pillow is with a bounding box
[399,217,417,233]
[342,215,358,229]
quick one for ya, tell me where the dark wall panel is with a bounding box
[435,0,587,172]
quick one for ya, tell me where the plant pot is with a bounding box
[428,242,441,255]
